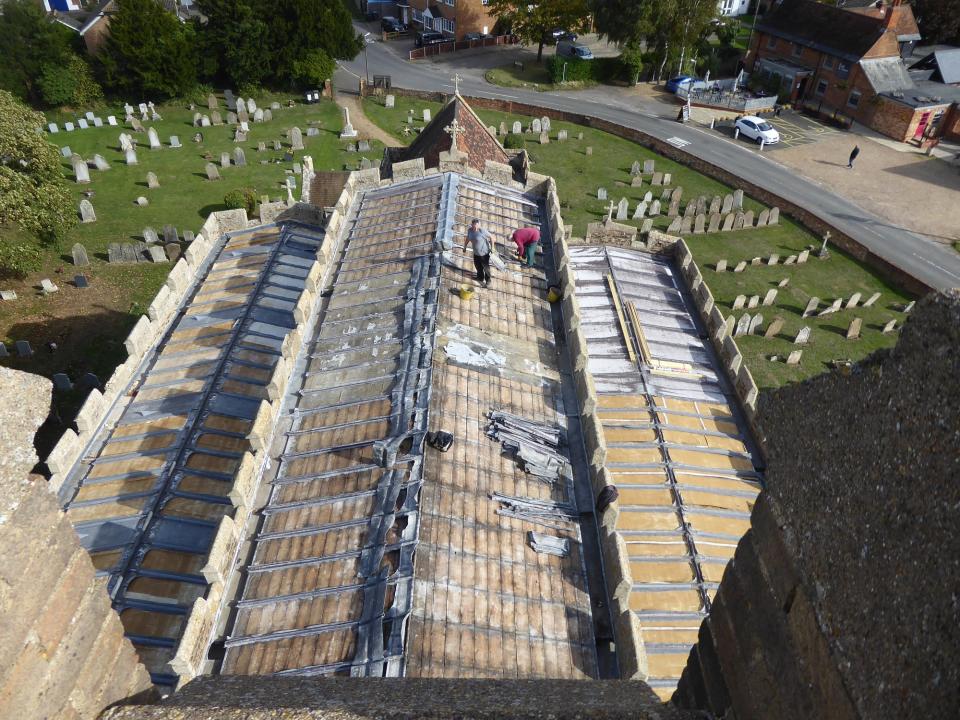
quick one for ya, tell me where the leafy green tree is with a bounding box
[264,0,362,85]
[38,55,104,108]
[485,0,590,61]
[912,0,960,44]
[194,0,271,88]
[0,0,77,105]
[98,0,198,100]
[291,49,336,89]
[0,91,76,250]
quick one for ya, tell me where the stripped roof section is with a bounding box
[60,223,324,686]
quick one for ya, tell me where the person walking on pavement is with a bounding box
[847,145,860,168]
[464,218,493,287]
[511,226,541,268]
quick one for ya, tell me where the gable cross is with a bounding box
[444,119,466,153]
[452,73,462,96]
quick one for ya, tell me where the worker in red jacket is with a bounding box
[511,226,540,268]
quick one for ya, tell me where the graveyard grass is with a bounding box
[484,62,559,91]
[363,94,912,389]
[0,94,380,391]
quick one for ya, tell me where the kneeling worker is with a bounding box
[511,226,540,268]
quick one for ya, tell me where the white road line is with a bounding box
[665,137,691,148]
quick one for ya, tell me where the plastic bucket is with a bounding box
[459,284,475,301]
[547,285,562,303]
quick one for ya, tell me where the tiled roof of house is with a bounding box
[845,1,922,41]
[757,0,893,61]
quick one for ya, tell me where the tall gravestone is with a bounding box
[290,127,304,150]
[146,172,159,189]
[234,147,247,167]
[71,155,90,183]
[71,243,89,266]
[148,127,161,149]
[205,162,220,180]
[79,200,96,223]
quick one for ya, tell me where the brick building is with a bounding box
[746,0,957,145]
[401,0,497,40]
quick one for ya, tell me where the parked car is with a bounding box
[415,31,446,47]
[735,115,781,144]
[463,32,491,41]
[557,40,593,59]
[381,16,406,33]
[544,28,577,44]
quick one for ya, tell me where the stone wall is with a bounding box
[0,368,153,719]
[382,87,933,297]
[672,291,960,719]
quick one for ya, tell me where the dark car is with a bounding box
[381,16,406,33]
[415,30,446,47]
[544,28,577,44]
[463,32,491,41]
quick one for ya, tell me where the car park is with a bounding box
[415,31,446,48]
[735,115,781,144]
[557,40,593,59]
[381,16,407,33]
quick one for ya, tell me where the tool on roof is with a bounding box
[486,409,569,483]
[491,492,577,529]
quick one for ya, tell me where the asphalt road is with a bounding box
[337,33,960,292]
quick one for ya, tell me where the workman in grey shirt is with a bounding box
[463,218,493,287]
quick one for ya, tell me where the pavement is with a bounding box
[337,26,960,292]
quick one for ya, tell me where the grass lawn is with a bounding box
[362,95,913,389]
[1,94,381,410]
[485,62,570,91]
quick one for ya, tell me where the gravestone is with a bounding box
[270,101,280,110]
[633,202,646,219]
[667,217,682,234]
[148,246,167,262]
[882,319,897,333]
[747,295,759,309]
[227,111,238,124]
[616,197,629,220]
[239,120,249,132]
[671,187,683,202]
[49,123,59,134]
[767,254,779,265]
[802,297,820,317]
[78,200,96,224]
[131,119,145,133]
[708,213,720,232]
[649,200,661,216]
[694,214,705,234]
[764,317,784,338]
[557,130,567,141]
[293,162,301,174]
[170,136,181,148]
[512,121,522,134]
[423,109,431,122]
[61,146,72,158]
[903,300,915,313]
[257,141,266,152]
[681,216,692,234]
[797,249,809,264]
[723,316,736,337]
[586,147,593,155]
[16,341,32,357]
[183,230,195,243]
[221,152,231,168]
[71,155,90,183]
[733,295,746,310]
[537,131,548,144]
[716,259,727,272]
[794,326,811,344]
[863,292,881,307]
[254,109,264,122]
[346,143,356,152]
[148,127,161,149]
[211,111,222,125]
[786,350,803,365]
[757,209,769,227]
[262,109,272,122]
[762,289,778,306]
[163,225,178,244]
[778,277,790,288]
[308,128,321,138]
[722,213,735,231]
[631,176,643,188]
[541,116,551,132]
[499,121,507,136]
[784,255,796,265]
[684,201,696,218]
[532,118,542,133]
[165,243,181,262]
[53,374,73,391]
[640,219,653,234]
[0,342,6,357]
[207,94,218,109]
[631,161,642,176]
[846,317,862,340]
[709,196,721,215]
[818,298,843,316]
[125,148,138,165]
[290,127,304,150]
[248,98,258,113]
[119,133,133,151]
[750,256,762,265]
[108,243,122,263]
[578,132,584,140]
[696,196,707,215]
[77,119,88,130]
[742,210,754,228]
[146,171,159,189]
[206,162,220,180]
[721,194,733,214]
[360,157,372,170]
[769,207,780,225]
[64,122,75,132]
[597,188,607,201]
[237,98,247,114]
[386,94,395,108]
[668,200,680,217]
[234,147,247,167]
[845,292,861,309]
[651,172,663,186]
[749,314,764,335]
[662,172,671,186]
[71,243,90,266]
[143,227,159,244]
[107,116,117,126]
[643,159,654,174]
[733,260,746,272]
[733,213,745,230]
[735,314,751,336]
[41,278,58,294]
[643,191,653,203]
[732,189,744,209]
[358,140,371,152]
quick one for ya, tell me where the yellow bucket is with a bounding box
[547,285,562,303]
[459,284,475,301]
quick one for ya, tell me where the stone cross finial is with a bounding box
[606,200,616,222]
[819,231,831,257]
[444,119,466,154]
[452,73,462,96]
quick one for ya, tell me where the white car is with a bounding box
[735,115,780,144]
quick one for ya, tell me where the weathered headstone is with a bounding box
[640,218,653,234]
[797,249,809,264]
[247,98,257,113]
[733,260,746,272]
[170,135,181,148]
[585,146,593,155]
[846,317,862,340]
[722,213,735,231]
[597,188,607,201]
[742,210,754,228]
[16,340,32,357]
[632,202,646,219]
[359,157,372,170]
[385,94,395,108]
[512,121,522,134]
[732,189,744,209]
[778,277,790,288]
[747,295,759,309]
[723,316,736,337]
[735,313,751,336]
[183,230,195,243]
[107,115,117,126]
[681,216,692,234]
[721,194,733,214]
[40,278,58,294]
[794,326,811,345]
[146,171,159,189]
[71,243,90,266]
[234,147,247,167]
[61,146,72,158]
[541,116,551,132]
[882,319,897,333]
[148,127,162,149]
[709,196,721,215]
[733,294,746,310]
[762,289,778,306]
[715,259,727,272]
[226,111,238,124]
[532,118,542,133]
[64,122,75,132]
[818,298,843,316]
[163,225,178,244]
[668,200,680,217]
[165,243,182,262]
[630,161,642,176]
[206,162,220,180]
[786,350,803,365]
[733,213,745,230]
[769,207,780,225]
[423,109,431,122]
[108,243,122,263]
[290,126,304,150]
[52,373,73,391]
[784,255,796,265]
[358,140,371,152]
[253,109,264,123]
[751,256,762,266]
[672,185,683,201]
[694,214,705,234]
[903,300,915,313]
[143,227,159,244]
[616,197,629,220]
[219,152,230,168]
[77,119,89,130]
[708,213,720,232]
[498,121,507,136]
[749,314,764,335]
[667,217,682,233]
[757,209,770,227]
[649,200,661,216]
[71,155,90,183]
[262,109,272,122]
[643,159,654,174]
[863,292,881,307]
[78,200,96,224]
[557,129,567,141]
[802,297,819,317]
[651,171,663,186]
[539,131,549,144]
[662,173,671,186]
[49,123,59,134]
[767,254,779,265]
[844,292,861,309]
[764,317,784,338]
[148,245,167,262]
[125,148,138,165]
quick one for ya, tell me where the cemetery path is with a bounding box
[337,95,401,146]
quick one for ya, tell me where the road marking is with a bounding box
[665,137,691,148]
[336,61,362,80]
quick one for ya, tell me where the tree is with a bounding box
[0,0,77,105]
[911,0,960,44]
[98,0,198,100]
[485,0,591,61]
[291,49,336,89]
[0,91,76,249]
[194,0,271,88]
[263,0,362,85]
[38,55,104,108]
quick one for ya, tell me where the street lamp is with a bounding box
[363,32,371,87]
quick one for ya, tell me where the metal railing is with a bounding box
[677,85,778,113]
[408,34,518,60]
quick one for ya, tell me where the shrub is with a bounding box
[291,49,335,90]
[0,239,43,279]
[224,187,258,214]
[503,133,526,149]
[547,54,631,84]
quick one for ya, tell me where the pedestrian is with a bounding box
[463,218,493,287]
[511,226,541,268]
[847,144,860,168]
